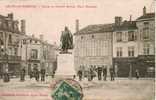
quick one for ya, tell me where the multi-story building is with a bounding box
[136,6,155,77]
[21,34,57,75]
[0,13,58,77]
[74,22,113,74]
[113,17,139,77]
[42,40,57,75]
[74,6,155,77]
[113,6,155,77]
[0,13,25,76]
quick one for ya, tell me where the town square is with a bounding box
[0,0,155,100]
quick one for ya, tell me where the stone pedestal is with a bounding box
[56,53,76,76]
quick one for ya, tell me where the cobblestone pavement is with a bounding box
[0,76,155,100]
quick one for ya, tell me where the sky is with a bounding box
[0,0,154,45]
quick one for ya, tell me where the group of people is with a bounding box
[20,67,46,82]
[76,65,141,81]
[77,65,115,81]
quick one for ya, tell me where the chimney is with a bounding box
[8,13,13,20]
[129,15,132,21]
[39,34,44,40]
[115,16,122,26]
[75,19,79,32]
[143,6,146,15]
[21,20,26,34]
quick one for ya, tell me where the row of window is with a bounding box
[116,31,137,42]
[116,44,150,57]
[115,28,150,42]
[80,34,111,40]
[23,39,38,44]
[75,40,110,57]
[30,49,50,60]
[116,47,135,57]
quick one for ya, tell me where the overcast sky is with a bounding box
[0,0,154,45]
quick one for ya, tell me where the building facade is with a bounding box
[74,24,113,75]
[21,34,57,75]
[0,13,58,77]
[136,7,155,77]
[113,17,139,77]
[74,6,155,77]
[0,13,25,76]
[113,7,155,77]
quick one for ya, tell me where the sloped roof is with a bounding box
[0,15,5,19]
[136,13,155,20]
[114,21,137,31]
[74,23,114,35]
[23,35,55,46]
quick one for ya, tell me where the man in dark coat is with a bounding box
[34,67,39,82]
[29,70,33,79]
[41,68,46,82]
[97,66,102,81]
[110,67,115,81]
[102,66,107,81]
[90,67,95,81]
[20,68,26,81]
[77,70,82,81]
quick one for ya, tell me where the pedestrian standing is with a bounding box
[110,67,115,81]
[3,68,9,82]
[36,68,40,81]
[97,66,102,81]
[34,67,39,82]
[102,66,107,81]
[135,69,139,79]
[77,70,82,81]
[73,75,76,80]
[29,70,33,79]
[90,66,95,81]
[88,67,92,81]
[41,68,46,82]
[20,68,26,81]
[0,71,3,79]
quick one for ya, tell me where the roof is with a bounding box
[114,21,137,31]
[0,15,5,19]
[136,13,155,20]
[23,35,55,46]
[74,23,114,35]
[23,35,44,43]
